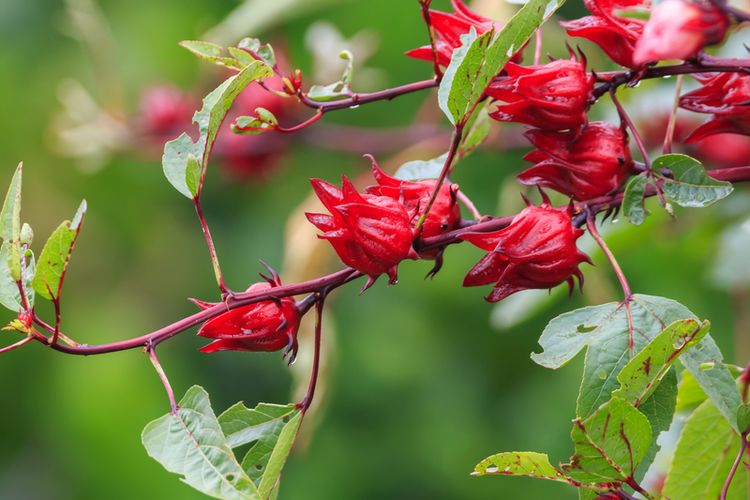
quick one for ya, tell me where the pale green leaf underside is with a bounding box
[656,153,733,208]
[531,295,742,430]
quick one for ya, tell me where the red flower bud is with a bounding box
[632,0,728,66]
[561,0,645,69]
[486,56,594,131]
[517,122,635,200]
[679,72,750,142]
[406,0,522,67]
[460,201,590,302]
[364,158,461,241]
[198,281,301,358]
[306,176,418,286]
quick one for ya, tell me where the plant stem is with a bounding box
[586,215,635,354]
[193,197,228,296]
[610,89,651,170]
[663,75,683,155]
[0,336,32,354]
[720,431,748,500]
[298,78,438,112]
[17,166,750,358]
[417,125,463,229]
[299,294,326,412]
[419,0,443,80]
[147,343,178,414]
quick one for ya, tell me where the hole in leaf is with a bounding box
[576,324,597,334]
[485,465,499,473]
[282,415,290,423]
[226,474,235,482]
[255,464,263,471]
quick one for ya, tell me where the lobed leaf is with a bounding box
[532,295,742,431]
[142,386,260,500]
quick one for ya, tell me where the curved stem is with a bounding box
[298,78,438,112]
[586,215,635,354]
[147,343,178,414]
[720,431,748,500]
[417,124,463,229]
[419,0,443,80]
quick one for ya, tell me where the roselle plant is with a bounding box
[3,0,750,498]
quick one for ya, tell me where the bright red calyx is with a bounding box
[365,158,461,242]
[306,176,418,286]
[679,72,750,142]
[632,0,728,66]
[198,281,301,359]
[460,202,590,302]
[518,122,635,201]
[561,0,645,69]
[486,56,594,132]
[406,0,522,68]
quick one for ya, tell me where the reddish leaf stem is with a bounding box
[299,294,326,412]
[586,216,635,354]
[0,336,32,354]
[417,124,464,229]
[193,197,228,296]
[419,0,443,80]
[146,342,178,414]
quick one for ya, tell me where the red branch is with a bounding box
[21,166,750,357]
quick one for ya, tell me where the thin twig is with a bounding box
[417,125,463,229]
[720,431,748,500]
[419,0,443,80]
[0,336,33,354]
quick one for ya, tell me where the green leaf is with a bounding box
[663,399,748,500]
[256,410,302,498]
[472,452,583,486]
[218,402,301,485]
[179,40,243,69]
[142,386,260,500]
[622,173,649,225]
[634,368,677,481]
[612,319,709,407]
[185,154,202,198]
[656,154,733,208]
[737,404,750,432]
[562,398,652,483]
[1,163,23,280]
[232,108,278,136]
[0,242,34,312]
[306,50,354,103]
[438,0,565,125]
[162,61,272,198]
[459,104,491,158]
[237,38,276,67]
[675,369,707,413]
[531,295,741,430]
[394,153,447,181]
[31,200,87,302]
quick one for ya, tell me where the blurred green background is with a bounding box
[0,1,747,499]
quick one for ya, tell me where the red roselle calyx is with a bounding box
[679,72,750,141]
[561,0,646,69]
[632,0,728,66]
[518,122,635,201]
[197,276,301,360]
[365,157,461,244]
[486,56,594,132]
[306,175,418,288]
[406,0,522,68]
[460,200,590,302]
